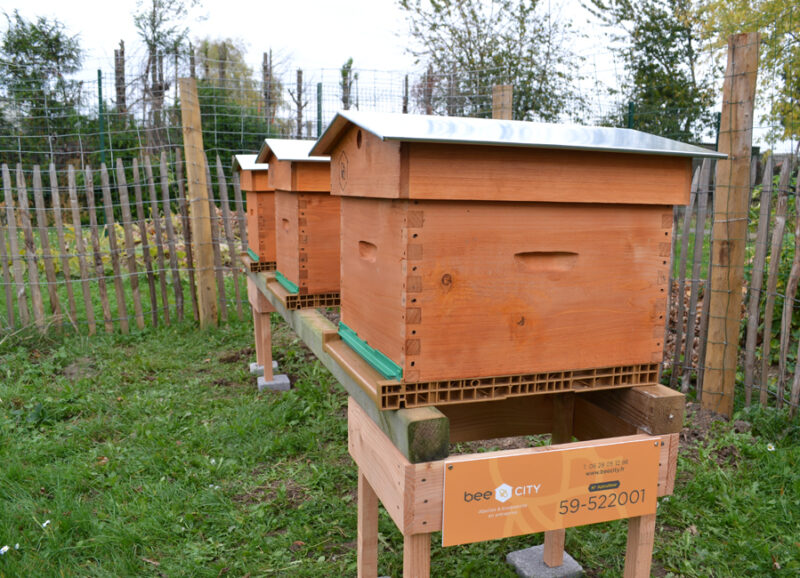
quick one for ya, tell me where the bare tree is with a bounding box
[340,57,358,110]
[134,0,199,150]
[288,68,308,139]
[114,40,127,115]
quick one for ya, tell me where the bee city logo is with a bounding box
[462,481,541,503]
[494,483,513,503]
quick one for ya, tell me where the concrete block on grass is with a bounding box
[249,360,279,376]
[507,545,583,578]
[257,373,291,392]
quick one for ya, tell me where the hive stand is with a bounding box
[247,276,289,391]
[244,267,683,576]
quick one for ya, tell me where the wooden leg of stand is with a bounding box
[624,513,656,578]
[403,533,430,578]
[253,310,265,368]
[543,529,566,567]
[254,311,273,380]
[544,393,575,567]
[357,471,379,578]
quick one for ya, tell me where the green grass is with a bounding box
[1,316,799,576]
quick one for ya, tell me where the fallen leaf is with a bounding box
[141,557,160,567]
[688,525,698,535]
[96,456,109,466]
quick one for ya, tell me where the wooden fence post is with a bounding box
[702,32,760,417]
[179,77,218,328]
[492,85,513,120]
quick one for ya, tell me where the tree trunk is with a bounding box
[114,40,127,116]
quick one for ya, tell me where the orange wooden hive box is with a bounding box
[233,154,275,272]
[256,139,340,309]
[312,111,724,410]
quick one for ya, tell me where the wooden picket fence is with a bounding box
[0,150,248,338]
[665,154,800,412]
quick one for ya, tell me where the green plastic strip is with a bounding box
[338,322,403,381]
[247,247,259,262]
[275,271,299,294]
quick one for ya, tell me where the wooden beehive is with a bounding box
[312,111,724,409]
[234,154,275,272]
[257,139,340,308]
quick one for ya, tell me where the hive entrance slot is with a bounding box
[358,241,378,262]
[514,251,578,272]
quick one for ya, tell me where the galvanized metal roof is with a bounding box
[311,110,726,159]
[232,154,268,173]
[256,139,330,164]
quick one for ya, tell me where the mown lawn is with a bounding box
[1,315,799,576]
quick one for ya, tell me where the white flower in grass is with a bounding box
[210,458,216,465]
[41,520,50,528]
[767,443,776,452]
[14,544,19,550]
[0,545,9,555]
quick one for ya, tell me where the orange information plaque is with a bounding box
[442,437,660,547]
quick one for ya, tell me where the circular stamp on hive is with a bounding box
[337,150,349,191]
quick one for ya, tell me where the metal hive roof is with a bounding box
[231,154,267,173]
[256,138,330,164]
[311,110,726,159]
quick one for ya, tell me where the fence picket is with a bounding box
[216,154,242,318]
[4,165,28,327]
[670,167,700,389]
[144,155,170,325]
[682,160,713,393]
[743,157,775,404]
[3,165,31,327]
[175,148,199,321]
[0,167,13,328]
[132,159,158,326]
[205,156,227,321]
[32,166,62,319]
[100,163,130,333]
[778,162,800,409]
[759,158,794,405]
[67,165,97,335]
[85,166,113,333]
[16,165,45,329]
[160,152,184,322]
[49,164,77,325]
[116,159,145,329]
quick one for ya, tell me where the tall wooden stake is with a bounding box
[703,32,759,417]
[179,77,218,328]
[492,85,513,120]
